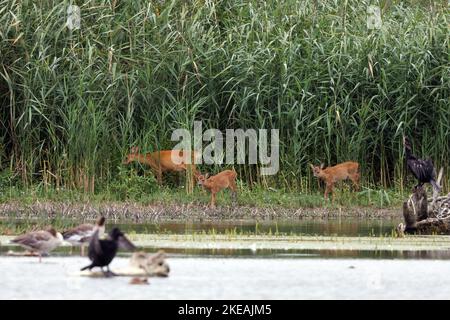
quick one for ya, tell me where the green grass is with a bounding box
[0,181,404,209]
[0,0,448,194]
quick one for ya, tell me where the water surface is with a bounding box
[0,217,399,237]
[2,256,450,299]
[2,217,450,299]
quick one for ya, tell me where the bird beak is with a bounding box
[118,235,136,251]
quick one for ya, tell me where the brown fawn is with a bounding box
[196,169,238,208]
[310,161,360,201]
[123,147,199,185]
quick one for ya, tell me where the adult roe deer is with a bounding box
[310,161,360,201]
[123,147,199,185]
[196,169,238,208]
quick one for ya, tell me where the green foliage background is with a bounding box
[0,0,448,194]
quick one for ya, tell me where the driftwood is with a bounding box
[397,186,450,235]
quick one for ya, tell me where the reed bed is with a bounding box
[0,0,448,195]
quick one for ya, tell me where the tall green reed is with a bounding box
[0,0,448,194]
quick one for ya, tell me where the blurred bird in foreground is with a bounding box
[81,227,136,277]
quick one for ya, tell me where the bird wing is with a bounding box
[88,229,103,261]
[118,235,136,251]
[79,235,93,243]
[63,224,94,239]
[426,158,437,179]
[11,231,52,249]
[408,158,435,181]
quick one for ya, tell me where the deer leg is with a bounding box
[351,173,360,192]
[230,190,237,206]
[210,192,216,209]
[229,182,238,206]
[157,170,162,185]
[324,184,330,200]
[190,164,198,189]
[152,167,162,185]
[325,183,334,202]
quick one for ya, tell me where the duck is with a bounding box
[63,216,106,256]
[10,228,64,262]
[403,136,441,195]
[80,227,136,277]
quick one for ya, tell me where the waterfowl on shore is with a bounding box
[403,136,441,195]
[10,228,63,262]
[63,216,106,255]
[80,227,136,277]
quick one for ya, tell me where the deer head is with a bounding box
[309,163,325,177]
[196,173,210,186]
[123,146,140,164]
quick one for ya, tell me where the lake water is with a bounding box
[2,256,450,299]
[1,217,450,299]
[0,217,399,237]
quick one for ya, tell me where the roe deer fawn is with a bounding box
[196,169,237,208]
[310,161,360,201]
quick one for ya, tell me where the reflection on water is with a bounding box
[141,248,450,260]
[110,218,398,237]
[2,243,450,260]
[0,218,398,237]
[2,218,450,260]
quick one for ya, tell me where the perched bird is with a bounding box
[403,136,441,194]
[63,216,106,256]
[81,227,136,277]
[10,228,64,262]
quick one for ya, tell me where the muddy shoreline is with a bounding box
[0,200,401,222]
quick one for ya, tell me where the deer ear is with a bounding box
[205,173,210,179]
[320,163,325,169]
[131,146,139,154]
[309,163,315,170]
